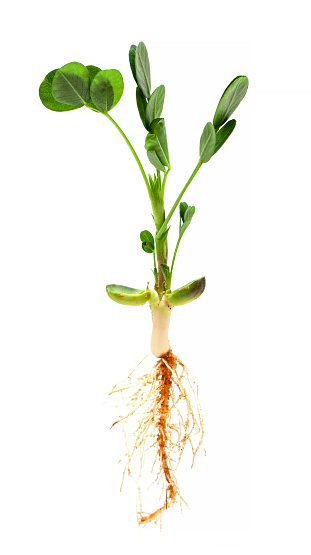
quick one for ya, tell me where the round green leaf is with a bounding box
[90,69,124,112]
[199,122,216,163]
[85,65,102,111]
[135,42,151,98]
[140,230,154,247]
[142,242,154,253]
[39,69,80,112]
[52,62,90,107]
[86,65,101,82]
[213,76,248,131]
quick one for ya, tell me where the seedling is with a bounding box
[39,42,248,526]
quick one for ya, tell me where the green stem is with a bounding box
[153,248,156,269]
[157,160,202,239]
[104,112,151,194]
[170,234,182,275]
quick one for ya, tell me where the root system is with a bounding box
[109,350,204,526]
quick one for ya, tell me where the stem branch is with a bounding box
[104,112,151,194]
[157,160,202,239]
[170,235,182,275]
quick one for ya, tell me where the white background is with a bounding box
[1,1,310,554]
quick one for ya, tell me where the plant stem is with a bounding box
[156,236,168,296]
[170,234,182,276]
[104,112,151,195]
[156,160,202,239]
[150,300,172,357]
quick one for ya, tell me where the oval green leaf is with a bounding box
[184,205,195,222]
[214,119,236,155]
[180,220,191,236]
[179,206,195,236]
[135,42,151,98]
[146,150,166,172]
[52,62,90,107]
[39,69,80,112]
[145,118,170,168]
[129,44,137,83]
[213,76,248,131]
[180,206,195,235]
[199,122,216,163]
[90,69,124,112]
[106,284,151,306]
[179,202,188,223]
[136,87,148,129]
[145,85,165,127]
[166,277,206,307]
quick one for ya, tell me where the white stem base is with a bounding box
[150,301,172,358]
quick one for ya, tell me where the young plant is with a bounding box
[39,43,248,526]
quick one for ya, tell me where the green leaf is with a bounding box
[213,76,248,131]
[145,85,165,127]
[214,119,236,154]
[90,69,124,112]
[180,220,191,235]
[85,65,102,111]
[150,119,169,160]
[180,206,195,235]
[166,277,206,306]
[184,205,195,222]
[52,62,90,107]
[136,87,148,129]
[106,284,151,306]
[135,41,151,98]
[39,69,80,112]
[199,122,216,163]
[86,65,101,81]
[179,202,188,223]
[145,118,170,169]
[129,44,137,83]
[146,151,166,172]
[140,230,154,248]
[142,242,154,253]
[148,173,161,197]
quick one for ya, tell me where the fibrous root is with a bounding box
[109,350,204,526]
